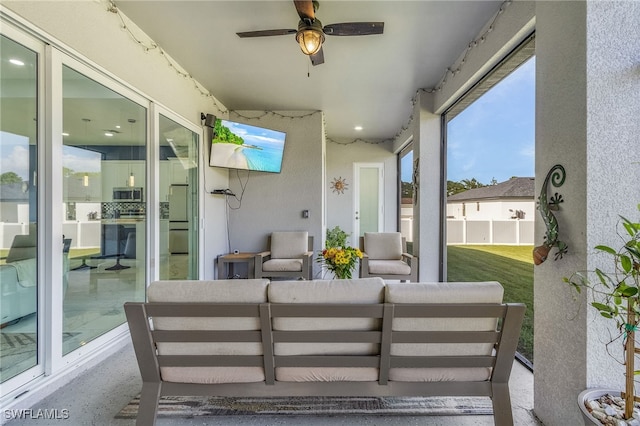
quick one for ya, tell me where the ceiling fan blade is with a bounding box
[293,0,315,21]
[310,47,324,66]
[236,29,297,38]
[323,22,384,36]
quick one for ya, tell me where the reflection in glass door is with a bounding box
[158,114,199,280]
[0,34,39,383]
[61,64,147,355]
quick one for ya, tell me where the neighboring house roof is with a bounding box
[447,177,535,202]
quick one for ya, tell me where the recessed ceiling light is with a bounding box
[9,58,25,66]
[115,125,121,129]
[354,126,363,131]
[62,132,70,137]
[104,132,114,137]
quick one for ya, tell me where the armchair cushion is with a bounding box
[270,231,309,259]
[364,232,402,260]
[262,258,303,272]
[368,259,411,275]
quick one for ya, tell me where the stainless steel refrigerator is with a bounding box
[168,184,189,254]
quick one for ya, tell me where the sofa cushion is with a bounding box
[364,232,402,260]
[368,259,411,275]
[269,278,384,381]
[270,231,308,259]
[385,281,504,382]
[148,279,269,384]
[262,258,303,272]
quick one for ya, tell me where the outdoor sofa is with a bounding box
[124,277,525,426]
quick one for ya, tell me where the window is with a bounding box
[444,37,535,365]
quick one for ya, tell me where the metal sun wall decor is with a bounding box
[330,177,349,194]
[533,164,568,265]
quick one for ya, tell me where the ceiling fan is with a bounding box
[236,0,384,66]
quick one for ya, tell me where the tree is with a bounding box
[0,171,23,184]
[447,178,487,196]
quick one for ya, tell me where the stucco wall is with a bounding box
[535,1,640,424]
[225,111,324,276]
[325,140,397,248]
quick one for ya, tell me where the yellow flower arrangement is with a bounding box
[318,227,363,279]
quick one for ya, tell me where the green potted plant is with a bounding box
[318,226,363,279]
[564,204,640,423]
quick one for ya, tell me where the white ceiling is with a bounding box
[116,0,504,142]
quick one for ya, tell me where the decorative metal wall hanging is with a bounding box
[330,176,349,194]
[412,157,420,205]
[533,164,568,265]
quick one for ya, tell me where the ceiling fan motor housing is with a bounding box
[296,19,325,55]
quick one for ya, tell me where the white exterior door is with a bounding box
[353,163,384,246]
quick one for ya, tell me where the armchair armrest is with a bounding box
[402,252,414,261]
[254,251,271,278]
[301,250,313,280]
[359,252,371,278]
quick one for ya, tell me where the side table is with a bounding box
[216,252,256,279]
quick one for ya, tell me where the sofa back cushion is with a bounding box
[270,231,309,259]
[364,232,402,260]
[148,279,269,384]
[385,281,504,382]
[268,277,385,382]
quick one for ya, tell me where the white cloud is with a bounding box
[0,145,30,180]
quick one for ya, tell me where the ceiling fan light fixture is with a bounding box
[296,20,324,56]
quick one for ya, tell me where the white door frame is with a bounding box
[353,162,384,246]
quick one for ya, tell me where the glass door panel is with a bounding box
[61,65,146,355]
[0,34,39,383]
[158,114,199,280]
[399,145,414,254]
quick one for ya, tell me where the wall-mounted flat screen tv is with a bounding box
[209,118,286,173]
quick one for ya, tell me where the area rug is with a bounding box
[116,395,494,418]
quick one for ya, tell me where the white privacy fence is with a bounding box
[447,219,534,245]
[400,218,534,246]
[1,221,101,250]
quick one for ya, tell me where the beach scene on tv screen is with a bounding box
[210,119,286,173]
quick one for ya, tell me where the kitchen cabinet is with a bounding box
[101,161,146,201]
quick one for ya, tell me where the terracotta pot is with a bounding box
[578,388,621,425]
[533,244,550,265]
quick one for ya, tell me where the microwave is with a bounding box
[113,187,143,201]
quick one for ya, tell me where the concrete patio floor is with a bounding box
[5,341,541,426]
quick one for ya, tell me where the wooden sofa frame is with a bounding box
[124,300,525,426]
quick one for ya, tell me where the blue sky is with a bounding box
[221,120,286,148]
[446,57,535,184]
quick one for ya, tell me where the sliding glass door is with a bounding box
[0,33,40,383]
[158,114,199,280]
[61,63,147,355]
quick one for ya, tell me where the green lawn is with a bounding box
[447,245,534,363]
